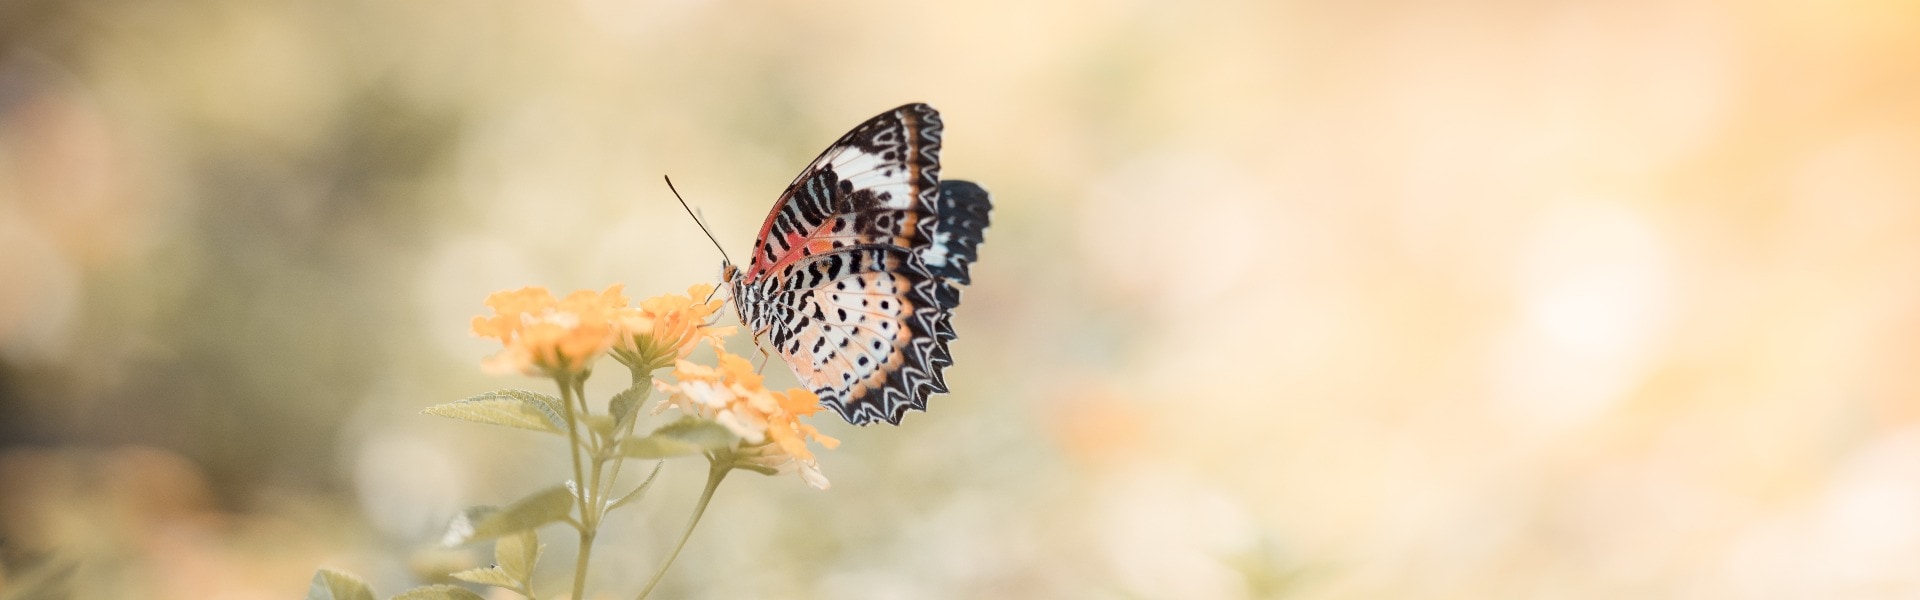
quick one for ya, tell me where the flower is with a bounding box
[652,348,841,489]
[611,283,736,372]
[471,285,628,376]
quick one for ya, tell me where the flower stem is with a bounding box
[603,372,652,497]
[573,529,595,599]
[635,457,731,600]
[558,375,596,600]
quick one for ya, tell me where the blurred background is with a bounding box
[3,0,1919,597]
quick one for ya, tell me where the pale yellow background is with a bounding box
[3,0,1919,598]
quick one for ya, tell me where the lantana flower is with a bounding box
[471,285,628,376]
[611,283,736,372]
[652,348,841,489]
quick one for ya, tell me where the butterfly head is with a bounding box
[719,260,753,326]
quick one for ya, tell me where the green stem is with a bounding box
[572,529,595,599]
[557,375,596,600]
[635,457,731,600]
[603,372,652,496]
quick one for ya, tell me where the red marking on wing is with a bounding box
[748,223,843,282]
[744,210,787,281]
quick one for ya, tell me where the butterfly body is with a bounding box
[725,103,990,426]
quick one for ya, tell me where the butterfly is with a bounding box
[722,103,991,426]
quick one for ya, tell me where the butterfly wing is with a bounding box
[743,103,943,282]
[733,104,992,425]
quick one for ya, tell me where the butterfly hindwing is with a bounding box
[728,103,989,425]
[920,179,993,299]
[760,246,929,422]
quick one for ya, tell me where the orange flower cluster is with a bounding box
[471,285,627,376]
[471,284,730,377]
[612,283,735,371]
[652,349,841,489]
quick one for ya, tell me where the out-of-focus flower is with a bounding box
[471,285,628,376]
[653,348,841,489]
[611,283,735,372]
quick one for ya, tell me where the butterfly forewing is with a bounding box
[745,104,942,281]
[728,103,990,425]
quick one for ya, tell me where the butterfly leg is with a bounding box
[748,331,772,373]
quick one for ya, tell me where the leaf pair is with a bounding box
[427,383,667,446]
[449,530,542,595]
[308,530,540,600]
[307,570,485,600]
[423,387,734,461]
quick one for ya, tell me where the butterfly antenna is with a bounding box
[665,175,732,264]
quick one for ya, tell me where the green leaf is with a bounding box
[495,529,540,583]
[616,435,705,459]
[653,417,737,449]
[732,462,780,476]
[609,377,652,432]
[306,568,375,600]
[446,532,541,589]
[617,418,736,459]
[423,390,566,434]
[442,484,575,546]
[446,566,517,591]
[390,585,486,600]
[606,460,666,513]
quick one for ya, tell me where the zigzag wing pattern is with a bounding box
[753,246,954,425]
[916,180,993,312]
[727,103,991,425]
